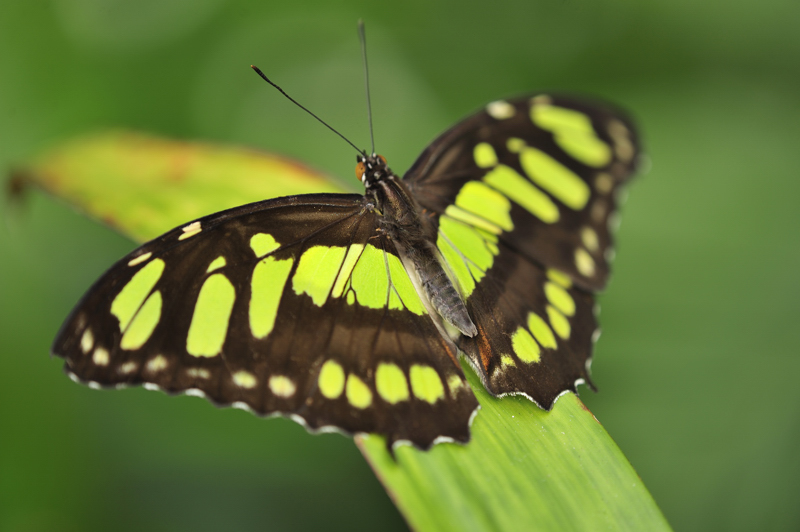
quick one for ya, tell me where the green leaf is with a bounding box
[358,361,671,531]
[25,131,670,532]
[21,130,349,242]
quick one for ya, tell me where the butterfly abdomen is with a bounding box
[412,245,478,338]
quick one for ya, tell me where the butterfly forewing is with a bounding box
[53,193,478,449]
[405,94,639,292]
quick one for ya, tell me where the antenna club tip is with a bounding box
[251,65,270,82]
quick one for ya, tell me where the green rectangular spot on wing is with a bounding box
[120,291,162,350]
[346,375,373,409]
[511,326,541,363]
[409,365,445,404]
[527,312,557,349]
[437,231,476,296]
[449,180,513,233]
[186,273,236,357]
[250,233,282,258]
[530,102,612,168]
[483,164,560,223]
[292,245,348,306]
[375,363,411,404]
[318,360,346,399]
[331,244,365,298]
[515,144,591,210]
[437,216,497,286]
[544,281,576,316]
[349,244,391,310]
[206,256,227,273]
[250,256,294,339]
[110,258,165,332]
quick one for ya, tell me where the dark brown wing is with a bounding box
[53,193,478,449]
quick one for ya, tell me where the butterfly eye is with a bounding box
[355,162,366,180]
[378,155,386,164]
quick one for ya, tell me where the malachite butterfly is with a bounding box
[53,90,639,450]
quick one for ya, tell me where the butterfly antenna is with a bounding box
[358,20,376,156]
[251,65,366,156]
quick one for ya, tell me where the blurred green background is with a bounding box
[2,1,798,531]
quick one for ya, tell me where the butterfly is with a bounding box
[52,92,639,450]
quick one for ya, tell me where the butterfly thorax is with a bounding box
[358,154,478,338]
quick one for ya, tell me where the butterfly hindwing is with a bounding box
[452,232,597,406]
[53,193,478,449]
[404,94,639,405]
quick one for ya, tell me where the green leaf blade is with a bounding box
[359,361,671,532]
[24,130,349,242]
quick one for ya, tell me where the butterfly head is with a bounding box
[356,153,393,188]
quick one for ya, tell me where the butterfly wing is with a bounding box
[53,193,478,448]
[406,94,639,291]
[404,94,640,406]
